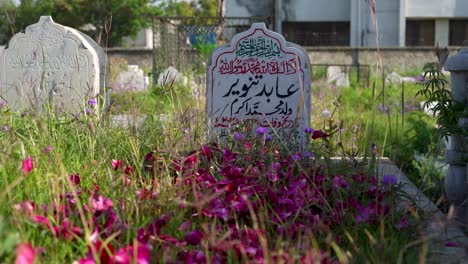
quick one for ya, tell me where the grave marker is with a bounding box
[0,16,103,113]
[206,23,311,148]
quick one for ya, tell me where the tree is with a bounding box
[0,0,157,46]
[0,0,16,44]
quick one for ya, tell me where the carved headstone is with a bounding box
[0,16,102,113]
[206,23,311,148]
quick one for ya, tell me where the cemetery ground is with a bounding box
[1,66,465,263]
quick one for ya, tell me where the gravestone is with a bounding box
[157,66,182,87]
[0,16,103,113]
[206,23,311,148]
[113,65,148,92]
[327,66,349,87]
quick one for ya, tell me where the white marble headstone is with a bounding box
[0,16,102,113]
[113,65,147,92]
[206,23,311,148]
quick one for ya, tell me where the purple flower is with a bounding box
[43,146,53,153]
[233,132,244,140]
[332,176,349,189]
[3,126,9,131]
[303,127,314,134]
[255,127,268,135]
[264,134,272,141]
[305,151,315,158]
[291,154,301,160]
[395,216,408,230]
[382,174,398,185]
[378,104,390,114]
[88,98,97,106]
[86,108,93,114]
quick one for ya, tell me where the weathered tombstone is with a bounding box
[0,16,103,113]
[327,66,349,87]
[157,66,182,87]
[113,65,148,92]
[206,23,311,149]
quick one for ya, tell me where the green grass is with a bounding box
[0,70,442,263]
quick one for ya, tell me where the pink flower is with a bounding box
[112,244,151,264]
[111,159,123,170]
[21,157,34,175]
[15,243,36,264]
[90,195,113,213]
[14,201,35,216]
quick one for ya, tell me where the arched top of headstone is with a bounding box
[444,48,468,71]
[209,23,309,74]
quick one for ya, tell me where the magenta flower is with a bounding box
[15,243,36,264]
[21,157,34,175]
[69,174,80,186]
[112,243,151,264]
[123,166,134,175]
[184,230,204,246]
[445,241,459,247]
[311,130,330,140]
[111,159,123,170]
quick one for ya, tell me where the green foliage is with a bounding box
[155,0,218,16]
[417,63,466,138]
[0,216,19,263]
[411,150,446,203]
[0,0,156,46]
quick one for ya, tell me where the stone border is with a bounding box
[377,158,467,263]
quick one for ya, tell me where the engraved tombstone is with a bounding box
[206,23,311,148]
[0,16,102,113]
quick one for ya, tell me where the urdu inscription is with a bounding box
[206,23,311,149]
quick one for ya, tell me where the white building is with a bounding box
[227,0,468,47]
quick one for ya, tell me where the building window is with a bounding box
[282,22,350,46]
[406,20,435,46]
[449,20,468,46]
